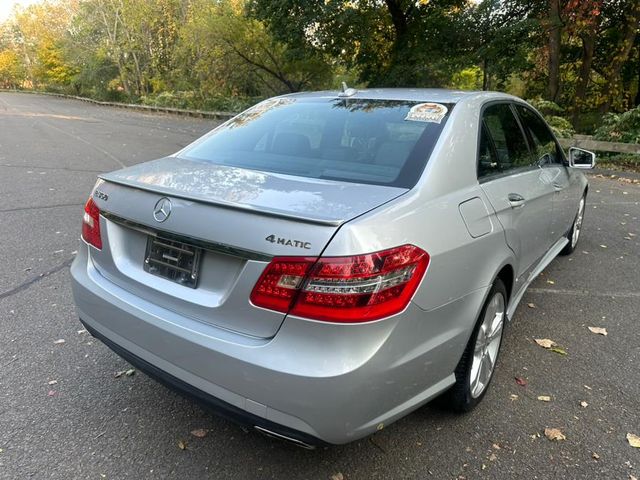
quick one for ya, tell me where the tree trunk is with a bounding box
[634,39,640,106]
[572,33,596,126]
[546,0,562,102]
[482,58,489,90]
[600,0,640,113]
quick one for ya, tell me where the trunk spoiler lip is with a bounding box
[98,175,409,227]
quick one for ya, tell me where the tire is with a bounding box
[560,194,586,256]
[444,278,508,413]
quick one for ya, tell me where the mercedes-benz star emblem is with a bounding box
[153,197,172,223]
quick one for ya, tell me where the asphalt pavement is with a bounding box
[0,92,639,480]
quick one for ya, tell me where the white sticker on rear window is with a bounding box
[405,103,448,123]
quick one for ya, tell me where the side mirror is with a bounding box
[568,147,596,169]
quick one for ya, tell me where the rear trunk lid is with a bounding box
[89,157,407,338]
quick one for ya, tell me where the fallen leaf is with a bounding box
[515,377,527,387]
[510,394,519,400]
[546,280,555,285]
[599,245,607,249]
[48,380,58,385]
[492,443,501,450]
[77,329,88,335]
[125,368,135,377]
[550,347,568,356]
[584,385,592,390]
[537,395,551,402]
[177,440,187,450]
[190,429,208,438]
[630,475,638,480]
[588,326,608,336]
[544,428,566,441]
[330,474,344,480]
[534,338,556,349]
[580,401,589,408]
[627,433,640,448]
[592,452,600,460]
[47,390,57,397]
[527,303,536,309]
[488,453,497,461]
[53,339,65,345]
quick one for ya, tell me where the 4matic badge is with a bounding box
[265,235,311,249]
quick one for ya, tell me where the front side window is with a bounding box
[182,98,452,188]
[478,103,531,179]
[515,105,563,166]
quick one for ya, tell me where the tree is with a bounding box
[250,0,468,87]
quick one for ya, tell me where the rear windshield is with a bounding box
[182,97,451,188]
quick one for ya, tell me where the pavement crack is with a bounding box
[0,164,105,174]
[0,257,74,301]
[0,202,83,214]
[37,119,126,169]
[528,287,640,299]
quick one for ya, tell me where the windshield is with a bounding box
[182,97,452,188]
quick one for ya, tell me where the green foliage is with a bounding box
[594,107,640,143]
[527,98,575,138]
[528,98,565,115]
[596,152,640,169]
[140,91,258,112]
[0,0,638,138]
[546,116,576,138]
[449,67,483,91]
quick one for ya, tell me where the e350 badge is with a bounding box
[265,235,311,249]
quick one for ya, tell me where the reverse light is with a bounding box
[82,197,102,249]
[250,245,429,323]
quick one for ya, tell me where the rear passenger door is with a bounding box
[478,103,555,283]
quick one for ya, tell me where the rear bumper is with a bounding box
[79,318,323,448]
[71,243,486,444]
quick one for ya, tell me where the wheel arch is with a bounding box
[496,264,514,303]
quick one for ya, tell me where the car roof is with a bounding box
[281,88,512,104]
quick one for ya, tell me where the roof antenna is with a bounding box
[339,81,357,97]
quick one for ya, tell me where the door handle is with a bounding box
[508,193,526,208]
[553,182,564,190]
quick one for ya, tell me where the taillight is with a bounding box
[82,197,102,249]
[250,245,429,323]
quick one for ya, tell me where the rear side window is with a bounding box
[479,103,531,179]
[182,98,452,188]
[515,105,563,166]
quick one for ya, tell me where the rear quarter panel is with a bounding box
[324,92,518,312]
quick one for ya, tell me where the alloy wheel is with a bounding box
[469,292,505,398]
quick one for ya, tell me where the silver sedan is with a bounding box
[71,88,594,446]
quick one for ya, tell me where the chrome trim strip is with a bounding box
[253,426,316,450]
[101,211,273,262]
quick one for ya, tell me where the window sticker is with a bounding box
[405,103,448,124]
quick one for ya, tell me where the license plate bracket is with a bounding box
[144,235,202,288]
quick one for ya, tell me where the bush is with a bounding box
[592,152,640,172]
[594,107,640,144]
[546,116,575,138]
[527,98,575,138]
[140,91,259,113]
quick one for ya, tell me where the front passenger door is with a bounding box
[478,103,555,283]
[514,104,574,242]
